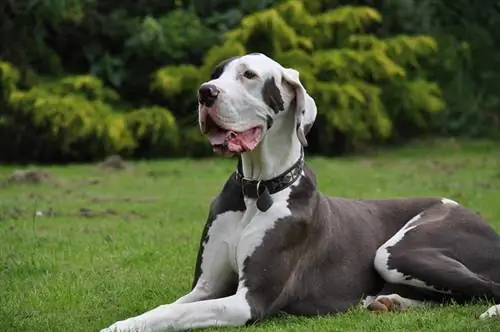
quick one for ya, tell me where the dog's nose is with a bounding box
[198,84,219,107]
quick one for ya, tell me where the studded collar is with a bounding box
[233,150,304,199]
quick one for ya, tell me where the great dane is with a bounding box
[102,53,500,331]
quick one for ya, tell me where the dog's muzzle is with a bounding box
[197,84,264,155]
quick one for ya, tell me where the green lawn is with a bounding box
[1,139,500,332]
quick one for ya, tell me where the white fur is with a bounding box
[362,294,425,310]
[101,179,302,332]
[441,198,459,206]
[101,288,252,332]
[101,53,313,332]
[374,213,426,287]
[361,295,377,308]
[175,210,245,304]
[198,53,316,180]
[480,304,500,319]
[374,212,450,293]
[101,53,499,329]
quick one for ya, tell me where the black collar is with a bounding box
[233,150,304,200]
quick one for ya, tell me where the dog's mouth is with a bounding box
[204,115,263,155]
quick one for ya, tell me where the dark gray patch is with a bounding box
[241,164,500,320]
[266,115,274,129]
[262,77,284,114]
[384,203,500,301]
[210,57,239,80]
[191,172,246,289]
[190,149,500,324]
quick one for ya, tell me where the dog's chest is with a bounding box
[200,192,293,277]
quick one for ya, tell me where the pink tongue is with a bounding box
[227,127,262,152]
[208,127,262,152]
[208,131,227,146]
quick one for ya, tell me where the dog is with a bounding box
[102,53,500,331]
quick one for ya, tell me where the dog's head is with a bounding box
[197,53,317,155]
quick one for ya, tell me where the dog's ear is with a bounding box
[281,68,317,147]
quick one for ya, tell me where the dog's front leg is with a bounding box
[171,277,223,304]
[100,287,252,332]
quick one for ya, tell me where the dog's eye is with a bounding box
[243,70,258,79]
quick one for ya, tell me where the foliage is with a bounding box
[41,75,121,103]
[346,0,500,137]
[0,62,20,94]
[150,65,202,119]
[0,62,21,107]
[0,0,499,162]
[1,87,134,163]
[152,0,445,153]
[125,106,180,158]
[0,67,179,162]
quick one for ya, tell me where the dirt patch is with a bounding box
[75,178,101,186]
[421,160,462,175]
[88,196,158,204]
[5,169,53,185]
[97,155,129,171]
[146,169,182,178]
[78,207,144,219]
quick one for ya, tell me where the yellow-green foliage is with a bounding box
[126,106,180,156]
[151,65,201,99]
[0,63,179,161]
[150,42,246,110]
[225,5,313,54]
[349,34,438,68]
[0,61,20,100]
[152,0,446,151]
[1,1,448,160]
[201,42,247,76]
[44,75,121,102]
[7,88,135,159]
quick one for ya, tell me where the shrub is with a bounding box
[43,75,121,103]
[125,106,180,158]
[150,65,202,117]
[153,0,445,154]
[2,87,135,162]
[0,61,189,162]
[179,127,214,158]
[0,61,20,104]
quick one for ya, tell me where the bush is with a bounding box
[0,0,498,163]
[43,75,121,103]
[179,127,214,158]
[125,106,180,158]
[153,0,445,154]
[0,64,181,163]
[0,62,20,104]
[150,65,202,117]
[2,87,135,162]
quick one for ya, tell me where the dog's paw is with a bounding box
[361,296,377,308]
[366,296,401,313]
[365,294,421,314]
[479,304,500,320]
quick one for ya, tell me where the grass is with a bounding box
[1,138,500,332]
